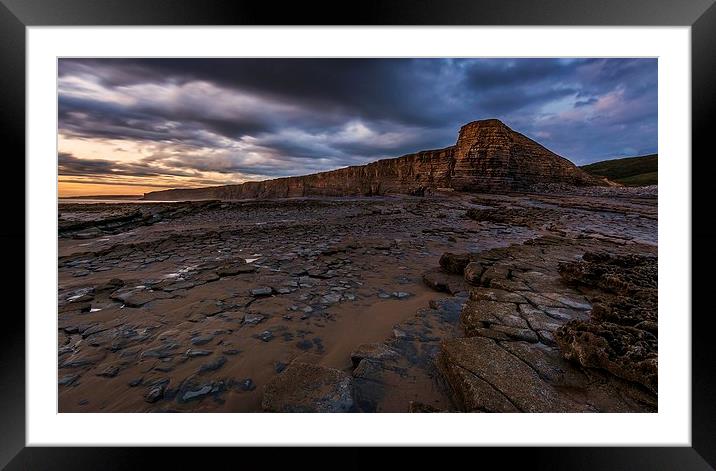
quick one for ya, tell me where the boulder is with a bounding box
[463,261,484,285]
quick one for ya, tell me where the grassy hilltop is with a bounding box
[581,154,657,186]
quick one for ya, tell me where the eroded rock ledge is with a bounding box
[434,236,657,413]
[555,252,657,394]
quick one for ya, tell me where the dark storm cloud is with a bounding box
[59,93,273,146]
[58,58,658,181]
[59,59,440,125]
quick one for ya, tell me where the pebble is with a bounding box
[238,378,256,391]
[320,293,342,304]
[199,356,227,373]
[250,287,273,297]
[243,313,265,325]
[128,377,143,387]
[59,374,79,386]
[190,334,214,346]
[145,384,166,403]
[186,349,212,357]
[181,384,212,402]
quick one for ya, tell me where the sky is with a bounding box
[58,58,657,196]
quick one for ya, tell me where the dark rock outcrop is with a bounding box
[555,252,658,393]
[144,119,606,201]
[556,320,657,394]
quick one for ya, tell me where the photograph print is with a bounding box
[57,58,657,413]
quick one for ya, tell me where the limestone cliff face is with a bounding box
[144,119,605,201]
[451,119,603,191]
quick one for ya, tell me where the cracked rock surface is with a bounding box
[58,186,656,412]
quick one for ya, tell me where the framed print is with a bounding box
[2,0,714,468]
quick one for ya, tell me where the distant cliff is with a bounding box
[144,119,606,201]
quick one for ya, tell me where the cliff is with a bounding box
[144,119,606,201]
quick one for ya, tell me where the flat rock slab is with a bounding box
[437,336,584,412]
[262,362,355,412]
[437,335,656,413]
[110,288,173,307]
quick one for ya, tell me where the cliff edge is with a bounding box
[144,119,606,201]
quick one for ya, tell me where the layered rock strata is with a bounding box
[144,119,605,201]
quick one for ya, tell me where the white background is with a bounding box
[27,26,690,446]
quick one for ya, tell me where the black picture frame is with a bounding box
[1,0,713,468]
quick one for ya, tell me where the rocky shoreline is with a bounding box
[58,187,657,412]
